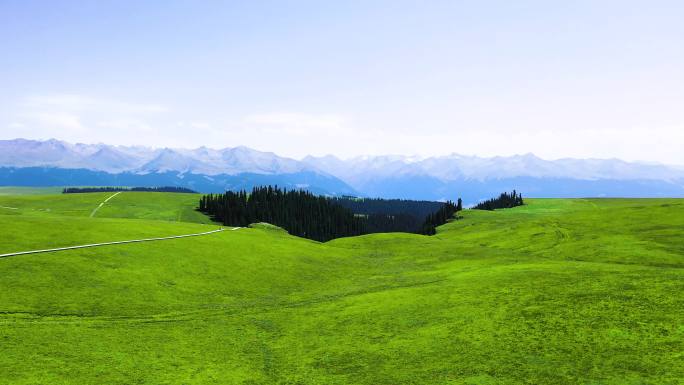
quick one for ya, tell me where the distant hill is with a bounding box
[0,167,358,196]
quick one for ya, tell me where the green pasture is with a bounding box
[0,186,64,195]
[0,192,681,384]
[0,189,211,223]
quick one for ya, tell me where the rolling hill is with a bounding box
[0,190,681,384]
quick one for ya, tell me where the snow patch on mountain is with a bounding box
[302,152,684,187]
[0,139,318,176]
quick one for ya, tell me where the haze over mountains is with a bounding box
[2,138,684,203]
[0,138,310,175]
[0,139,353,196]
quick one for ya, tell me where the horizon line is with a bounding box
[2,137,682,167]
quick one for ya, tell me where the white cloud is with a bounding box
[189,122,211,130]
[4,93,170,145]
[31,112,85,132]
[21,94,168,114]
[242,112,347,135]
[96,119,155,133]
[3,94,684,166]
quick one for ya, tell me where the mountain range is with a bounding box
[2,138,684,203]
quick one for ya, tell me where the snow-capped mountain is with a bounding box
[137,148,218,174]
[0,138,88,168]
[2,138,684,201]
[301,153,684,202]
[85,146,146,173]
[0,139,315,176]
[0,139,356,196]
[302,153,684,184]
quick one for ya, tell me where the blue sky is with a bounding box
[1,0,683,163]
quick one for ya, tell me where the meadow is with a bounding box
[0,190,681,384]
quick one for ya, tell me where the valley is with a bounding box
[0,190,681,384]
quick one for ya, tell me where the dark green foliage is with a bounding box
[363,213,424,233]
[199,186,365,242]
[199,186,463,241]
[473,190,524,210]
[129,186,198,193]
[331,197,444,218]
[419,200,459,235]
[332,197,446,233]
[63,187,127,193]
[63,186,198,194]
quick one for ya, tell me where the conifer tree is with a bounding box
[198,186,464,241]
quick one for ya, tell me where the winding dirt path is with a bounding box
[0,227,240,259]
[89,191,122,218]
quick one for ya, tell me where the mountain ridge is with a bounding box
[0,138,321,177]
[2,138,683,201]
[302,152,684,183]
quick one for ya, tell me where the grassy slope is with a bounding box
[0,186,65,195]
[0,193,682,384]
[0,190,212,223]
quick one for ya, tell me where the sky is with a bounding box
[1,0,684,164]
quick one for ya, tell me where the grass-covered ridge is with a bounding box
[0,190,681,384]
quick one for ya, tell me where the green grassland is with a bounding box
[0,191,682,384]
[0,189,211,223]
[0,186,64,195]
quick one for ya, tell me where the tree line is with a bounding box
[63,186,198,194]
[199,186,365,241]
[198,186,462,241]
[473,190,524,210]
[420,199,462,235]
[331,197,445,218]
[332,197,455,234]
